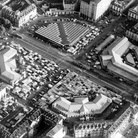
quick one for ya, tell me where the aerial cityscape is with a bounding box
[0,0,138,138]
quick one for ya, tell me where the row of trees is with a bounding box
[0,17,12,37]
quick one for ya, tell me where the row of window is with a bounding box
[77,123,107,130]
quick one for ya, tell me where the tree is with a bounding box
[3,18,12,30]
[0,25,7,37]
[0,17,5,25]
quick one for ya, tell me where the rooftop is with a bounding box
[101,37,138,82]
[129,5,138,13]
[46,124,63,137]
[6,0,29,11]
[0,47,21,84]
[53,94,112,117]
[35,22,89,47]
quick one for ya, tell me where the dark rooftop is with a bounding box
[6,0,29,11]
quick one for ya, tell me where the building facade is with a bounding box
[74,121,111,138]
[1,3,37,27]
[46,8,76,16]
[80,0,112,21]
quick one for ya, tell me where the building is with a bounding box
[80,0,112,21]
[100,37,138,82]
[126,23,138,41]
[0,47,21,85]
[1,1,37,27]
[34,21,89,47]
[110,0,135,16]
[63,0,77,11]
[128,5,138,20]
[46,124,66,138]
[52,94,112,117]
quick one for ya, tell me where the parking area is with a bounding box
[9,41,69,102]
